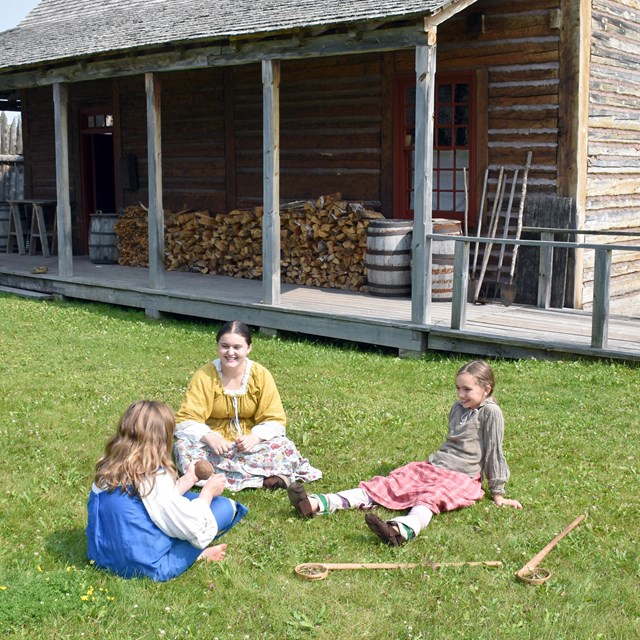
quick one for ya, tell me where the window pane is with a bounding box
[456,150,469,168]
[455,127,469,146]
[439,192,453,210]
[455,191,466,212]
[96,115,105,127]
[440,170,454,189]
[454,105,468,125]
[437,104,451,125]
[437,127,451,146]
[439,150,454,169]
[88,115,95,128]
[438,84,452,103]
[106,115,114,127]
[454,83,469,103]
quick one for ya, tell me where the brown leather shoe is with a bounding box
[287,482,316,518]
[263,475,290,490]
[364,512,405,547]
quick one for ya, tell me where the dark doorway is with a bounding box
[80,109,115,253]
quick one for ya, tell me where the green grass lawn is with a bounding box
[0,294,638,639]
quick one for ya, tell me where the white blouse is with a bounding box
[92,470,219,549]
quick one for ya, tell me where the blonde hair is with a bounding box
[457,360,496,395]
[94,400,177,497]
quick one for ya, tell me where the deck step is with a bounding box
[0,285,54,300]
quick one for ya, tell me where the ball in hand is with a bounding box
[195,459,214,480]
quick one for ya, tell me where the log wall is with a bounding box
[107,71,230,213]
[437,0,562,196]
[21,86,57,202]
[233,56,384,210]
[582,0,640,314]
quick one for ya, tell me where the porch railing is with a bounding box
[429,231,640,350]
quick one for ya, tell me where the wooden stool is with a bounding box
[29,202,57,257]
[6,202,29,254]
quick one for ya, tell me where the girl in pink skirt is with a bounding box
[288,360,522,546]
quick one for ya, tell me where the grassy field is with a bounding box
[0,294,638,639]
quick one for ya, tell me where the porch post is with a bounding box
[52,82,73,278]
[145,72,165,291]
[262,59,281,306]
[558,0,592,309]
[411,31,437,325]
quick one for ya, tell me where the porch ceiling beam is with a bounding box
[0,23,431,91]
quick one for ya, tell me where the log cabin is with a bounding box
[0,0,638,318]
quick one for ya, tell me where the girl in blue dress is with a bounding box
[87,400,247,581]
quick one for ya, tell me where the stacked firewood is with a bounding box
[115,194,384,291]
[114,207,149,267]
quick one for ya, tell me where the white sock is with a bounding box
[312,488,375,514]
[391,506,433,540]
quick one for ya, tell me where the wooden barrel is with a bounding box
[365,219,413,297]
[432,218,462,301]
[89,213,120,264]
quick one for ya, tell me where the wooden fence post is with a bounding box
[537,231,554,308]
[451,239,469,330]
[591,248,611,349]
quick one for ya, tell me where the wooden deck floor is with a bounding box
[1,253,640,362]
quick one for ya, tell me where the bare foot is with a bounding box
[198,543,227,562]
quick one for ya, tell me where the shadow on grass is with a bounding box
[45,526,87,566]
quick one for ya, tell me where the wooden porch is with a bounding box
[1,253,640,363]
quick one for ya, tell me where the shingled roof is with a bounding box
[0,0,458,72]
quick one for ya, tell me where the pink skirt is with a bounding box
[359,461,484,514]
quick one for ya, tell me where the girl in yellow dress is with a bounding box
[173,320,322,491]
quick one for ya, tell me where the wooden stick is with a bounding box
[463,167,469,238]
[474,166,505,302]
[494,168,519,295]
[316,560,502,571]
[471,167,489,280]
[295,560,503,580]
[507,151,533,286]
[516,514,586,578]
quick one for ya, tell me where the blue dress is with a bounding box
[86,488,247,582]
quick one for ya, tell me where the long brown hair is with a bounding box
[93,400,177,497]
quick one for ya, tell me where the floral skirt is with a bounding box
[173,435,322,492]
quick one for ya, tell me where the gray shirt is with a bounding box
[429,398,510,495]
